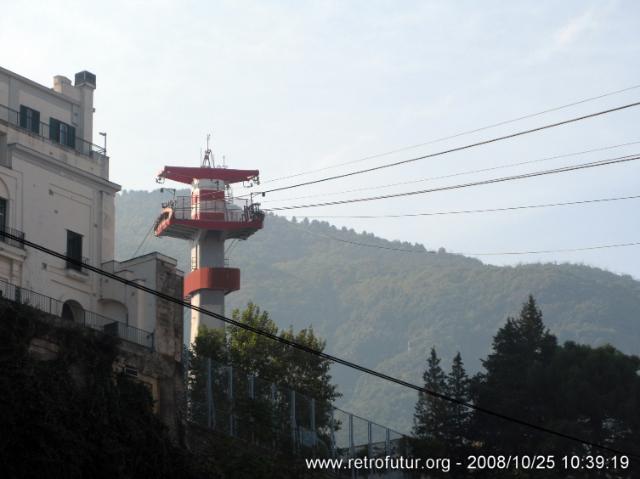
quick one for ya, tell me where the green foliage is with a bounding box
[189,303,340,459]
[413,348,447,440]
[468,296,640,477]
[0,299,324,478]
[0,301,192,479]
[412,349,472,475]
[474,296,558,453]
[446,352,471,448]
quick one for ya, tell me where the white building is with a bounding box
[0,66,183,356]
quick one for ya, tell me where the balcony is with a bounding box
[0,103,106,160]
[0,225,26,250]
[66,255,90,274]
[154,195,264,240]
[0,277,154,350]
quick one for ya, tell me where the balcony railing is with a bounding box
[0,277,154,350]
[66,255,90,274]
[0,225,26,250]
[163,195,263,223]
[0,103,106,159]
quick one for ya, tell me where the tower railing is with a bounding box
[162,195,262,223]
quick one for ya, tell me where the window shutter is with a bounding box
[67,125,76,148]
[31,110,40,134]
[0,198,6,232]
[49,118,60,142]
[19,106,28,129]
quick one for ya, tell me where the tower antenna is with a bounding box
[202,133,214,168]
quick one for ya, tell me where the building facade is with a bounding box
[0,66,184,427]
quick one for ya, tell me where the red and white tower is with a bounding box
[154,145,263,345]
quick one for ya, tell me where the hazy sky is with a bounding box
[2,0,640,277]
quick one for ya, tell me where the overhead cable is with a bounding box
[256,84,640,185]
[264,153,640,212]
[253,100,640,195]
[260,140,640,204]
[1,229,636,458]
[293,194,640,219]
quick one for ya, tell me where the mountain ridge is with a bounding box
[115,189,640,432]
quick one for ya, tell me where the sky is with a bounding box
[2,0,640,277]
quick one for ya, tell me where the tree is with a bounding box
[473,295,557,454]
[413,347,448,442]
[546,342,640,458]
[190,302,340,455]
[445,352,471,449]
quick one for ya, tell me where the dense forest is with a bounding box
[116,189,640,432]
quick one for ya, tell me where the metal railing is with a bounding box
[186,355,409,475]
[0,103,106,159]
[0,277,154,349]
[0,225,26,249]
[190,256,231,271]
[163,195,263,223]
[65,255,90,274]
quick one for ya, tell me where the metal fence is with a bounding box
[186,355,410,476]
[0,277,154,349]
[0,103,106,159]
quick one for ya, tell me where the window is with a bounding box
[19,105,40,134]
[60,123,68,146]
[66,230,83,271]
[49,118,76,149]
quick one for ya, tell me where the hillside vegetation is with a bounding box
[116,189,640,432]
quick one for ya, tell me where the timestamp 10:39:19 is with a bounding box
[562,455,629,470]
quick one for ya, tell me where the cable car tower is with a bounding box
[154,136,264,345]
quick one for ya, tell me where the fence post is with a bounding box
[248,373,255,399]
[385,428,390,456]
[310,398,316,447]
[291,389,297,450]
[270,383,277,450]
[330,408,336,459]
[349,413,354,458]
[228,365,234,436]
[248,373,255,444]
[206,357,213,429]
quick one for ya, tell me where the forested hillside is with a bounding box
[116,189,640,432]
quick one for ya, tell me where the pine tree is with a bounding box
[445,352,471,447]
[413,347,448,441]
[474,295,557,453]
